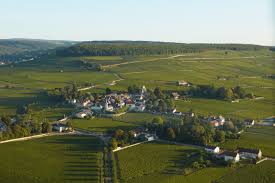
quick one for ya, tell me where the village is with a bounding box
[39,84,271,166]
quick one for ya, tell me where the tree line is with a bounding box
[0,115,52,141]
[188,85,255,101]
[147,116,243,146]
[57,41,268,57]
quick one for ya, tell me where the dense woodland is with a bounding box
[147,115,243,145]
[188,85,254,101]
[57,41,269,56]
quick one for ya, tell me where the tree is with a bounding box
[42,122,52,133]
[224,88,234,101]
[30,122,42,134]
[224,121,235,131]
[233,86,246,99]
[154,87,164,99]
[167,128,176,140]
[216,87,226,99]
[191,161,200,169]
[66,121,73,128]
[111,138,118,149]
[215,130,225,143]
[152,117,164,125]
[1,115,12,126]
[106,87,112,95]
[114,129,124,140]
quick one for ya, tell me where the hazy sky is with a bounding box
[0,0,273,45]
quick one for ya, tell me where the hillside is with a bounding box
[57,41,270,57]
[0,39,76,61]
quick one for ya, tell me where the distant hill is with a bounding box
[57,41,269,57]
[0,39,77,61]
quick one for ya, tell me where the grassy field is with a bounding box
[0,135,103,183]
[1,50,274,121]
[71,117,138,133]
[116,141,275,183]
[221,126,275,157]
[0,56,116,115]
[115,141,237,183]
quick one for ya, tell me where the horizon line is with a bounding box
[0,37,273,47]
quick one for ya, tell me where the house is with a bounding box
[223,151,240,162]
[139,133,155,141]
[263,116,275,123]
[91,104,104,112]
[134,103,146,112]
[208,115,225,127]
[68,99,77,104]
[104,101,114,112]
[141,85,147,95]
[238,148,262,159]
[177,80,190,86]
[174,112,182,116]
[81,100,91,107]
[205,145,220,154]
[52,123,70,132]
[183,112,195,117]
[244,119,255,126]
[171,92,180,100]
[75,110,92,119]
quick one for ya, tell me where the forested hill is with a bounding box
[57,41,269,56]
[0,39,76,61]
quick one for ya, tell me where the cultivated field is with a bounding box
[115,141,234,183]
[116,141,275,183]
[0,135,103,183]
[221,126,275,157]
[71,117,138,133]
[1,50,274,121]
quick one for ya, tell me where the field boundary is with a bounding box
[113,140,154,152]
[0,132,73,144]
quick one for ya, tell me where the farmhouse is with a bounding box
[104,101,114,112]
[238,148,262,159]
[207,115,225,127]
[75,110,92,119]
[132,103,146,112]
[177,80,190,86]
[139,133,155,141]
[171,92,180,100]
[205,145,220,154]
[82,99,91,107]
[91,103,104,112]
[244,119,255,126]
[52,123,70,132]
[222,151,240,162]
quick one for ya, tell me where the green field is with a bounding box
[1,50,274,121]
[218,161,275,183]
[71,117,138,133]
[0,135,103,183]
[116,141,275,183]
[221,126,275,157]
[115,141,236,183]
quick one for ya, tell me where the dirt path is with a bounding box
[102,55,271,68]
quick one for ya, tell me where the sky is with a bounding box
[0,0,273,46]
